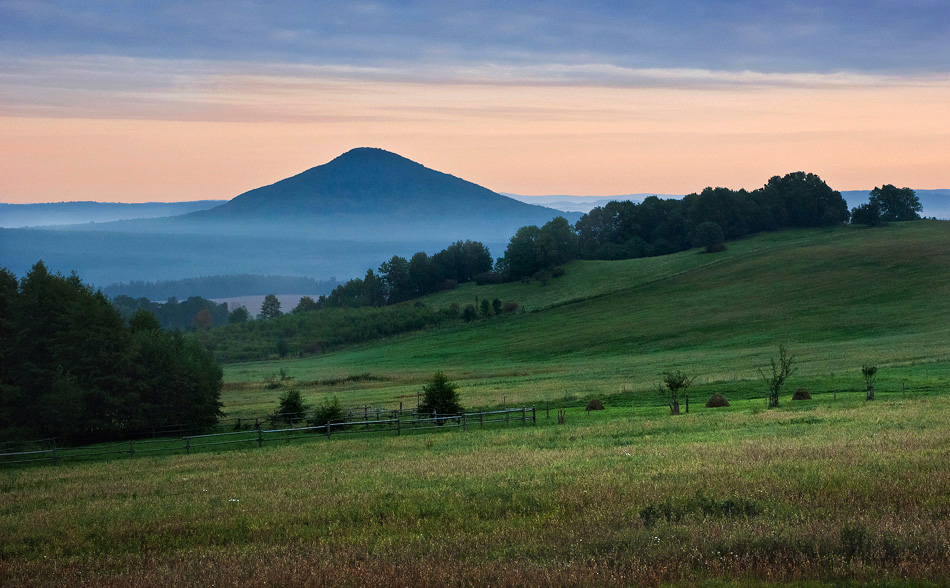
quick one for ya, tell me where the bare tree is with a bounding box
[862,364,878,401]
[760,345,796,408]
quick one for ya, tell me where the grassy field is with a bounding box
[222,222,950,418]
[3,221,950,586]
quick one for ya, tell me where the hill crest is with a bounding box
[195,147,570,220]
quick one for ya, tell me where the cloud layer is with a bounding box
[1,1,948,202]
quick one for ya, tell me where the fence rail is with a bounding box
[1,407,536,468]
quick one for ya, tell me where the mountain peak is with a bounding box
[189,148,577,232]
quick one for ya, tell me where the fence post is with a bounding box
[258,427,263,448]
[522,407,526,425]
[185,437,190,455]
[505,409,510,426]
[480,412,483,427]
[326,422,331,439]
[397,417,401,437]
[685,396,689,414]
[462,413,466,431]
[532,407,536,423]
[52,439,58,465]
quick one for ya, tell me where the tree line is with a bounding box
[300,240,494,309]
[0,262,223,444]
[306,173,919,292]
[102,274,341,301]
[112,294,230,331]
[234,173,920,319]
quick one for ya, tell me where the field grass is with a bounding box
[220,221,950,418]
[3,221,950,586]
[2,396,950,586]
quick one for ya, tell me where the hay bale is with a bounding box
[705,393,730,408]
[792,388,812,400]
[586,398,605,411]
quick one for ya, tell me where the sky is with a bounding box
[1,0,949,203]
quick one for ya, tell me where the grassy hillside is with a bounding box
[223,221,950,417]
[4,221,950,587]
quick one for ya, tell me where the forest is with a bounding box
[0,263,223,444]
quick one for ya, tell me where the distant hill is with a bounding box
[0,200,225,228]
[171,148,578,241]
[102,274,342,301]
[505,193,684,214]
[0,148,576,287]
[201,148,567,220]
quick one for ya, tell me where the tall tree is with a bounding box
[259,294,282,319]
[869,185,922,222]
[378,255,413,304]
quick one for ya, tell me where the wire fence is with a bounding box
[0,407,536,468]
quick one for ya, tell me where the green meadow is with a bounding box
[3,221,950,587]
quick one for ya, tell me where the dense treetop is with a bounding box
[0,262,223,443]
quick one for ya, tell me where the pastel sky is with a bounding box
[1,0,949,203]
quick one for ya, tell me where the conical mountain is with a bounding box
[196,147,567,220]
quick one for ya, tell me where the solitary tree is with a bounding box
[259,294,282,320]
[418,370,463,418]
[862,364,878,401]
[272,386,309,425]
[869,185,922,222]
[658,370,694,415]
[760,345,796,408]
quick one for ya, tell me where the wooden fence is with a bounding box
[0,407,536,467]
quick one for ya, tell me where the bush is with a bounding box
[792,388,812,400]
[418,371,463,416]
[586,398,604,411]
[271,386,309,425]
[692,221,726,253]
[705,393,730,408]
[500,301,519,313]
[309,395,346,428]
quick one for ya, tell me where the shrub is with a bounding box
[418,371,463,417]
[705,393,730,408]
[271,386,309,426]
[500,301,519,313]
[309,395,346,428]
[586,398,605,411]
[792,388,812,400]
[692,221,726,253]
